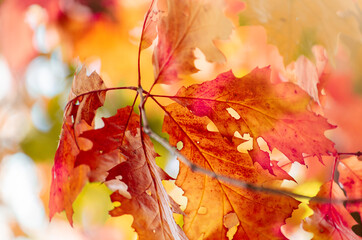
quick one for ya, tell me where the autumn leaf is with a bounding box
[303,181,360,240]
[153,0,233,84]
[163,103,299,239]
[338,156,362,215]
[140,0,167,50]
[107,130,186,240]
[49,67,106,224]
[284,46,328,104]
[71,105,187,240]
[169,67,336,173]
[239,0,362,64]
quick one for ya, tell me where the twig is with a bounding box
[338,152,362,157]
[137,90,362,204]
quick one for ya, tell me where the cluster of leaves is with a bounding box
[50,0,362,239]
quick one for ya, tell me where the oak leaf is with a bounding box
[303,181,360,240]
[240,0,362,64]
[163,103,300,239]
[153,0,233,84]
[171,67,336,173]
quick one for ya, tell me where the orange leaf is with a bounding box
[171,67,336,173]
[163,103,299,239]
[153,0,233,84]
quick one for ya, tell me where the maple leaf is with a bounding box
[338,156,362,215]
[303,181,360,240]
[239,0,362,64]
[169,67,336,173]
[74,106,187,240]
[153,0,233,84]
[163,103,299,239]
[49,67,106,224]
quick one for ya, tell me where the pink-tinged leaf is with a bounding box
[163,103,299,239]
[141,0,167,50]
[338,156,362,215]
[153,0,233,84]
[283,46,328,104]
[303,181,360,240]
[171,67,336,173]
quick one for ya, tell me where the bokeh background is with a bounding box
[1,0,362,239]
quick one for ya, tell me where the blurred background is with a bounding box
[0,0,362,239]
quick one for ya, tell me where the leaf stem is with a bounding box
[65,86,138,111]
[137,0,156,87]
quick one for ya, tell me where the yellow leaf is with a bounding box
[240,0,362,64]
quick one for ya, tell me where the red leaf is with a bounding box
[172,67,336,173]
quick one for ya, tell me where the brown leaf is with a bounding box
[171,67,336,173]
[163,103,299,239]
[77,106,187,240]
[153,0,233,84]
[49,67,107,224]
[66,67,107,126]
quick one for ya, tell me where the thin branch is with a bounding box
[338,152,362,157]
[65,86,138,110]
[136,92,362,204]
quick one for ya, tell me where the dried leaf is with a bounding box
[153,0,233,84]
[172,67,336,173]
[49,67,107,224]
[77,106,187,240]
[163,103,299,239]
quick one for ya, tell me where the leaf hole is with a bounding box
[177,141,184,150]
[226,107,240,120]
[223,212,240,240]
[206,121,218,132]
[236,133,253,153]
[146,189,152,196]
[112,201,121,207]
[197,206,207,215]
